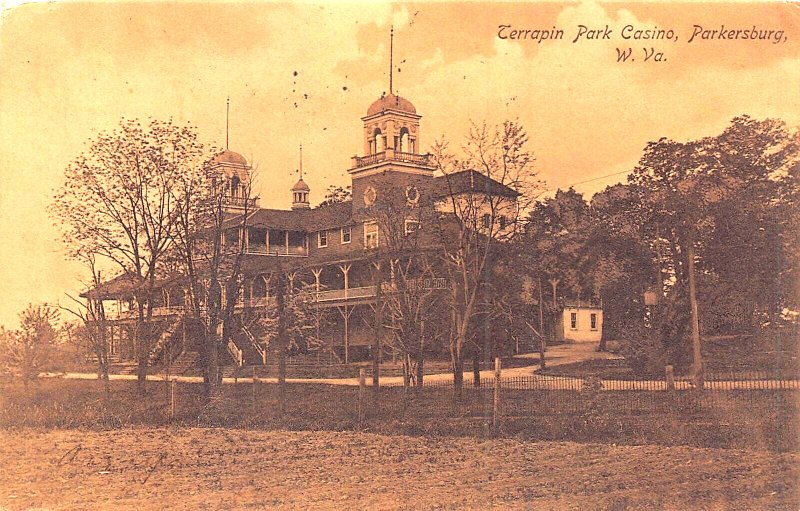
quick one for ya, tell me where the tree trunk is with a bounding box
[686,231,704,389]
[402,354,411,390]
[276,271,287,413]
[206,322,220,398]
[135,300,148,394]
[472,351,481,387]
[415,353,424,390]
[372,264,382,400]
[538,274,547,366]
[452,350,464,400]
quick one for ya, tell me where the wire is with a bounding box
[542,169,632,193]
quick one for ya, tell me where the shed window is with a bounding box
[570,312,577,330]
[590,313,597,330]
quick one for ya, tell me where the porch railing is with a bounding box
[353,149,432,169]
[227,339,243,367]
[242,325,267,365]
[106,306,186,321]
[246,245,308,257]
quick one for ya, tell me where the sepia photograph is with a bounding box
[0,1,798,509]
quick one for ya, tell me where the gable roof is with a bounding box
[433,170,520,199]
[241,200,354,232]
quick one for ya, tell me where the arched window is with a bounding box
[399,127,410,153]
[373,128,385,153]
[231,175,240,198]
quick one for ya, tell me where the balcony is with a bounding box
[352,149,433,169]
[315,286,378,303]
[246,245,308,257]
[105,306,186,321]
[223,196,258,208]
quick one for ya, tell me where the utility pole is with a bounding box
[537,273,546,368]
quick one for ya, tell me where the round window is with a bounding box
[363,186,377,206]
[405,185,420,204]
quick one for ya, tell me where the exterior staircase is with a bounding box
[148,314,185,365]
[168,351,199,375]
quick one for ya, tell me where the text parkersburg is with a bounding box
[496,24,788,45]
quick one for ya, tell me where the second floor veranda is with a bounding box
[101,274,448,320]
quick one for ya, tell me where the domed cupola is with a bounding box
[213,98,259,211]
[291,145,311,210]
[366,93,416,117]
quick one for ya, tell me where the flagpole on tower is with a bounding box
[299,144,303,180]
[226,96,230,150]
[389,26,394,95]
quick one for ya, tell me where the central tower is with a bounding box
[349,27,436,212]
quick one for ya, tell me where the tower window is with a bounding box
[318,230,328,248]
[364,221,379,249]
[231,175,240,197]
[399,127,410,153]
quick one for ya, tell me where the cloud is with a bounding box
[0,1,797,327]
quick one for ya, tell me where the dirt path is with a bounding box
[0,428,796,511]
[43,342,619,387]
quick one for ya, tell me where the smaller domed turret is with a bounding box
[291,145,311,210]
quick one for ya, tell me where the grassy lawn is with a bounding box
[0,428,797,511]
[1,378,797,452]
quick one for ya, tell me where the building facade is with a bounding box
[88,87,520,369]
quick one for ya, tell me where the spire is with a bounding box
[299,143,303,180]
[389,26,394,95]
[225,96,230,150]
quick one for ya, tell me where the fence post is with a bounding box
[493,357,502,431]
[170,378,176,420]
[665,364,675,391]
[358,368,366,429]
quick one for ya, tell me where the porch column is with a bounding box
[312,268,323,300]
[266,229,270,254]
[284,231,289,254]
[287,273,296,296]
[339,264,351,299]
[344,310,349,365]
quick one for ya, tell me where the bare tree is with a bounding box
[363,182,442,392]
[431,121,541,397]
[169,155,255,397]
[60,253,112,392]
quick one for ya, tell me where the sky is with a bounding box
[0,1,798,327]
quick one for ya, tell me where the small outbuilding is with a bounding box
[556,304,603,343]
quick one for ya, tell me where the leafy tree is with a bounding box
[317,185,352,207]
[52,118,209,392]
[0,304,59,386]
[626,116,799,382]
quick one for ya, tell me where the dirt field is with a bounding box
[0,428,797,511]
